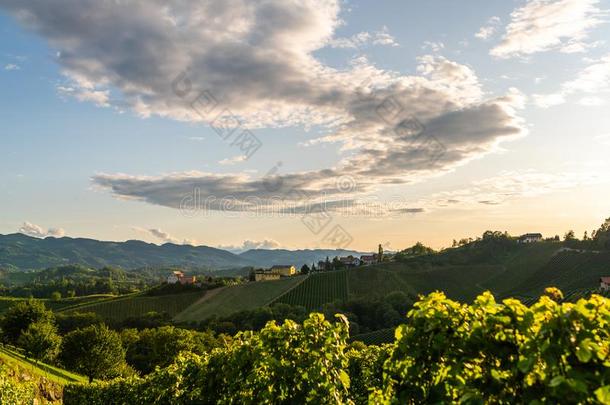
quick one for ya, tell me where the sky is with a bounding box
[0,0,609,252]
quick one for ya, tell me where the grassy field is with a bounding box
[61,291,204,321]
[0,294,116,314]
[0,346,87,385]
[273,271,349,310]
[174,276,306,322]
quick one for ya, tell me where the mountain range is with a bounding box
[0,233,368,271]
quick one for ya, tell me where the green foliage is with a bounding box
[0,298,54,345]
[375,291,610,404]
[347,344,391,403]
[60,324,127,382]
[63,291,610,404]
[65,313,353,404]
[17,320,62,362]
[122,326,221,374]
[0,365,35,405]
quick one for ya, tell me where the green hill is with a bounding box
[0,294,116,315]
[174,276,306,322]
[273,271,349,310]
[60,291,204,321]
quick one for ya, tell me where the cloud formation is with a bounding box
[132,226,197,245]
[219,239,282,253]
[492,0,604,58]
[18,222,66,238]
[328,26,399,49]
[475,16,501,40]
[534,54,610,107]
[2,0,525,213]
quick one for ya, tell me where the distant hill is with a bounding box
[0,233,252,271]
[0,233,370,272]
[238,248,370,268]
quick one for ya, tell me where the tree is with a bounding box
[17,321,62,363]
[50,291,62,301]
[564,230,576,241]
[378,244,384,263]
[124,326,204,374]
[0,299,54,345]
[60,324,127,382]
[300,264,310,275]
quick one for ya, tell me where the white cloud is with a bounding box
[534,54,610,108]
[219,239,282,253]
[475,16,501,40]
[4,63,20,70]
[419,169,603,209]
[491,0,604,58]
[578,96,605,106]
[132,226,197,245]
[595,134,610,146]
[1,1,525,212]
[219,155,247,165]
[329,26,398,49]
[18,222,65,238]
[421,41,445,52]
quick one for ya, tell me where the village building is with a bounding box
[360,254,377,265]
[270,265,296,276]
[518,233,543,243]
[166,270,197,285]
[601,277,610,291]
[254,269,281,282]
[339,256,361,268]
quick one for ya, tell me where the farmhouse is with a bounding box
[254,269,281,281]
[270,265,296,276]
[339,256,361,268]
[166,270,197,285]
[601,277,610,291]
[518,233,543,244]
[360,254,377,265]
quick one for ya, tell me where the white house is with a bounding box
[518,233,543,243]
[167,271,184,284]
[601,277,610,291]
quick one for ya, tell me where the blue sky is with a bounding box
[1,0,609,251]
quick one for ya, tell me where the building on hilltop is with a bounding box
[166,270,197,285]
[518,233,543,243]
[254,269,281,282]
[270,265,296,276]
[360,254,377,266]
[601,277,610,291]
[339,256,361,268]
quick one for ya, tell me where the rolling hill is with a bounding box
[0,233,252,270]
[174,241,610,322]
[0,233,369,272]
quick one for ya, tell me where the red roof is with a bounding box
[601,277,610,283]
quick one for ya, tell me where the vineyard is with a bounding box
[61,292,204,321]
[273,271,349,310]
[351,327,395,345]
[174,276,305,321]
[63,290,610,404]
